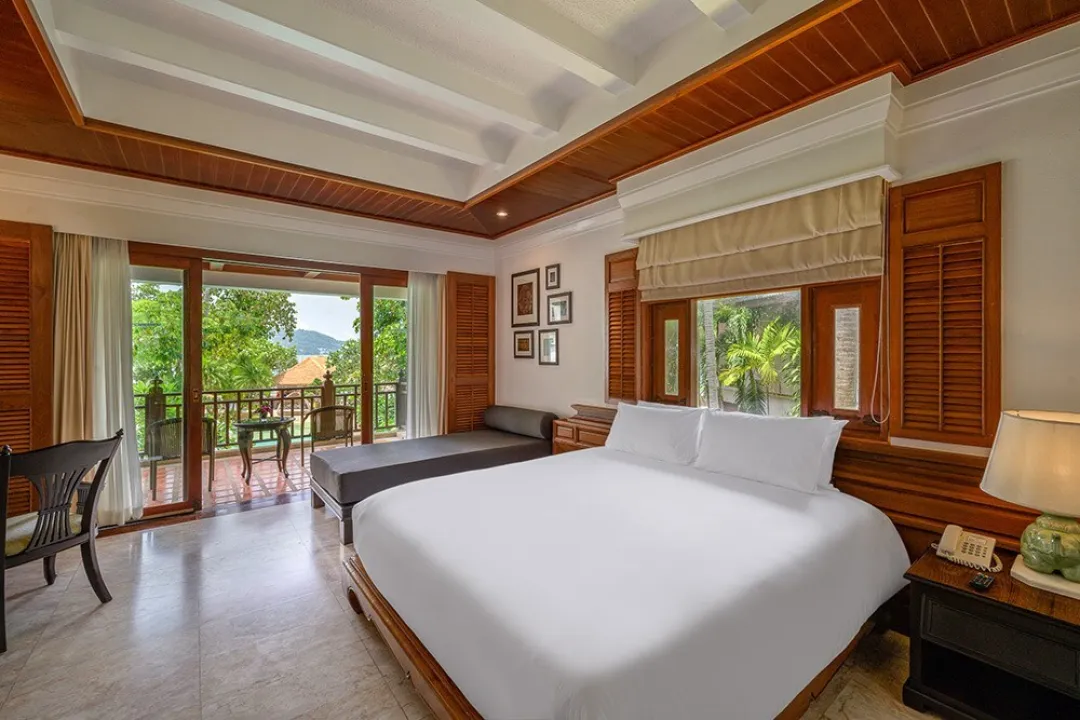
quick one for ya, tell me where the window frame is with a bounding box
[802,279,886,440]
[639,280,885,440]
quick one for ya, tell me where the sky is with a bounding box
[292,293,358,340]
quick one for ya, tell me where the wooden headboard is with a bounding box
[832,438,1033,560]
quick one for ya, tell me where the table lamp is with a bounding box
[980,410,1080,599]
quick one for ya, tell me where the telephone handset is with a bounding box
[934,525,1003,572]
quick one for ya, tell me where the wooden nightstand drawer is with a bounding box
[554,423,576,440]
[923,596,1080,693]
[578,428,608,446]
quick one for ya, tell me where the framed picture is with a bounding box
[544,264,561,290]
[513,330,534,359]
[511,268,540,327]
[547,291,572,325]
[538,328,559,366]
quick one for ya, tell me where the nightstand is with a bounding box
[551,404,615,454]
[904,550,1080,719]
[552,417,610,454]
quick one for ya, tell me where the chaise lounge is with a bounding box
[309,405,555,543]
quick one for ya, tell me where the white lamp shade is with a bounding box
[980,410,1080,517]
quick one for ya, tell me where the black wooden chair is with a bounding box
[301,405,356,468]
[0,430,123,654]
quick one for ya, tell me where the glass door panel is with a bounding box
[131,265,189,509]
[372,285,407,442]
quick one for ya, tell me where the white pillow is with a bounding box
[606,403,703,465]
[694,411,847,493]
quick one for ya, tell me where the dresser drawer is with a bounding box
[579,428,609,446]
[554,423,576,441]
[923,596,1080,694]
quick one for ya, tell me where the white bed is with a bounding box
[352,447,909,720]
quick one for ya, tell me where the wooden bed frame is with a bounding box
[343,554,875,720]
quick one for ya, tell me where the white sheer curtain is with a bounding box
[405,272,446,439]
[91,237,143,525]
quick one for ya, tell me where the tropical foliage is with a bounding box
[131,284,298,394]
[697,292,802,415]
[326,297,407,385]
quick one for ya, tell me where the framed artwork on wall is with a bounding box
[513,330,534,359]
[545,264,561,290]
[539,328,559,366]
[547,291,572,325]
[511,268,540,327]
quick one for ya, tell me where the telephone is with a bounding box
[934,525,1003,572]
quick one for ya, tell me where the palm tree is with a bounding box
[718,318,800,415]
[699,299,720,408]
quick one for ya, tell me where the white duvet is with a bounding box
[353,447,908,720]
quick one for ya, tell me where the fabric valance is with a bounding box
[637,177,885,301]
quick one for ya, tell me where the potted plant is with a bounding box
[257,403,273,420]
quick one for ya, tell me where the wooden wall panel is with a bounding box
[0,220,52,516]
[605,249,639,403]
[2,0,1078,239]
[445,272,495,433]
[889,164,1001,447]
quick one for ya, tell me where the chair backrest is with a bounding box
[0,431,122,554]
[308,405,355,441]
[148,417,215,459]
[147,417,183,461]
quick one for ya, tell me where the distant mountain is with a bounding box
[286,329,344,356]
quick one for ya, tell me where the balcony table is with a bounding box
[235,417,294,482]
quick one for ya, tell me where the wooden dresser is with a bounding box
[552,404,615,454]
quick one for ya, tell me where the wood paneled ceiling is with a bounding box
[2,0,1078,239]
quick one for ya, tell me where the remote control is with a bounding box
[969,572,995,591]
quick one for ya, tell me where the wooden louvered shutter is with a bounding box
[445,271,495,433]
[888,164,1001,447]
[606,249,639,402]
[0,221,53,515]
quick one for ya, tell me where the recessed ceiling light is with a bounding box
[496,210,509,218]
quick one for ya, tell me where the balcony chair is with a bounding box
[146,417,216,500]
[0,431,123,654]
[301,405,356,468]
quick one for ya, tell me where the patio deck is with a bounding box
[141,436,402,509]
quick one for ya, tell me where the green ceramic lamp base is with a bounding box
[1019,514,1080,582]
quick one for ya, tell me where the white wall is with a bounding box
[0,155,496,276]
[494,25,1080,418]
[495,222,628,416]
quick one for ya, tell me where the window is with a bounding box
[805,279,882,436]
[648,301,689,404]
[696,291,801,416]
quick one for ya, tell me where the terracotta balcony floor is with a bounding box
[140,438,400,509]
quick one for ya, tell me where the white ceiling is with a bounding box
[31,0,818,201]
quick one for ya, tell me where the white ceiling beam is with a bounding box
[169,0,559,138]
[53,8,501,167]
[690,0,765,29]
[445,0,636,94]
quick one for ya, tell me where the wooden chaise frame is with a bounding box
[343,554,875,720]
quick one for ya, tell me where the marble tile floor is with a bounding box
[0,500,936,719]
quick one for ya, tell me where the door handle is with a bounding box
[191,388,202,403]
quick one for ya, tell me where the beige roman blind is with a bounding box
[637,178,885,302]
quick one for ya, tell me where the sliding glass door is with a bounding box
[128,253,203,515]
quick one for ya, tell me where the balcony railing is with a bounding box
[133,381,406,457]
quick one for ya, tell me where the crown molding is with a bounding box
[898,22,1080,136]
[0,155,494,262]
[493,195,624,259]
